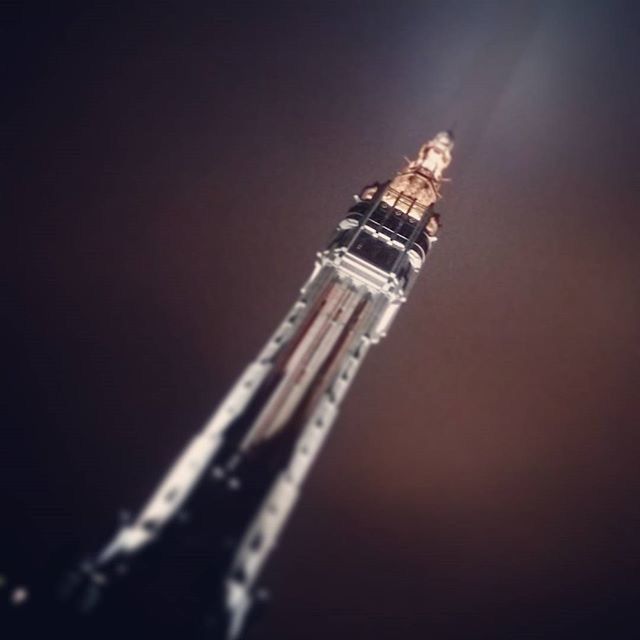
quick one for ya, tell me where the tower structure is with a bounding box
[17,132,454,640]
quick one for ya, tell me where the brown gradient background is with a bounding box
[3,1,640,638]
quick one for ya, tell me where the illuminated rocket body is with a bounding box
[56,132,454,639]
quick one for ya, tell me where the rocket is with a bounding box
[9,132,454,640]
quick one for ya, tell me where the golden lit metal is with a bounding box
[360,131,454,222]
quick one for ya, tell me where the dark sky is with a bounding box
[3,1,640,638]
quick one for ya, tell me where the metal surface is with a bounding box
[13,132,454,640]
